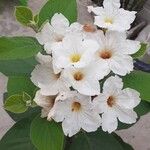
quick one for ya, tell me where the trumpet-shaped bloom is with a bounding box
[93,31,140,76]
[36,13,80,54]
[52,34,99,70]
[62,61,109,96]
[88,0,136,32]
[31,53,69,96]
[93,76,141,133]
[49,91,101,137]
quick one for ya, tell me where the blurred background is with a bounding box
[0,0,150,150]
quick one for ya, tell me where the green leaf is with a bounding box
[0,117,37,150]
[118,101,150,130]
[0,37,42,60]
[123,70,150,102]
[7,76,36,97]
[69,130,128,150]
[38,0,77,28]
[30,115,65,150]
[132,43,148,58]
[4,94,28,113]
[15,6,33,26]
[0,57,37,76]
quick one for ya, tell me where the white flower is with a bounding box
[31,53,69,96]
[49,91,101,137]
[93,76,141,133]
[33,90,56,118]
[88,0,136,32]
[62,61,109,96]
[36,13,80,54]
[93,31,141,76]
[52,34,99,70]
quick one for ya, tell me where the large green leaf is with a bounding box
[0,117,37,150]
[30,115,65,150]
[0,57,37,76]
[38,0,77,27]
[0,37,42,60]
[68,130,131,150]
[15,6,33,26]
[7,76,36,97]
[123,70,150,102]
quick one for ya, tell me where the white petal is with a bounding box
[102,110,118,133]
[31,64,54,87]
[41,108,51,118]
[51,13,69,29]
[117,88,141,109]
[88,6,105,16]
[109,55,133,76]
[44,42,53,54]
[72,79,100,96]
[62,115,81,137]
[48,100,68,122]
[122,40,141,55]
[103,0,120,8]
[80,111,101,132]
[103,76,123,94]
[117,9,136,31]
[33,90,55,108]
[35,22,54,45]
[93,94,109,114]
[36,53,52,64]
[115,106,138,124]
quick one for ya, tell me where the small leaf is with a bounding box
[4,94,28,113]
[15,6,33,26]
[132,43,148,59]
[30,115,65,150]
[0,37,42,60]
[38,0,77,27]
[0,117,37,150]
[123,70,150,102]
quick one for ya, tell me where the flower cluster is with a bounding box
[31,0,141,137]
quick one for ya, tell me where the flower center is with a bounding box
[54,73,61,79]
[100,50,112,59]
[73,71,84,81]
[72,102,81,112]
[70,54,81,63]
[83,24,96,32]
[104,18,113,24]
[107,96,116,107]
[55,35,64,42]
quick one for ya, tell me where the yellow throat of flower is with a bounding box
[70,54,81,63]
